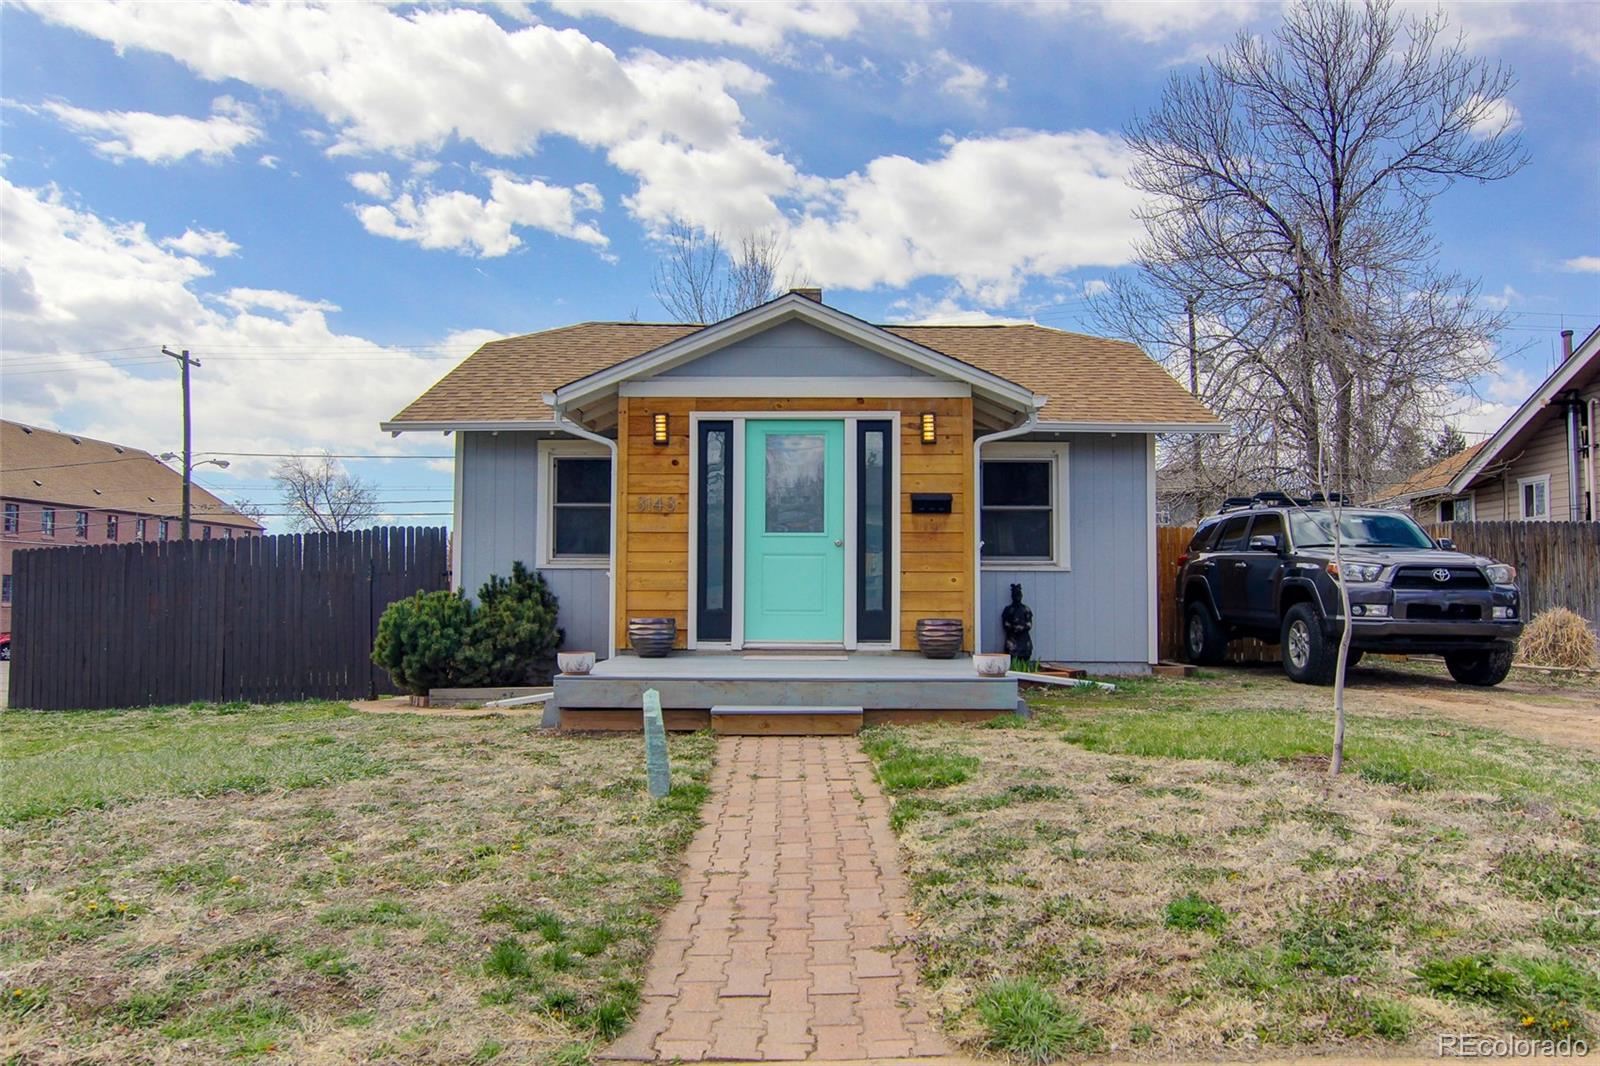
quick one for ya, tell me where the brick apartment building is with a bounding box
[1,420,264,632]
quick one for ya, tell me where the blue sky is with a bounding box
[2,0,1597,530]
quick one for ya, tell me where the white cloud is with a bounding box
[40,95,262,164]
[22,2,1143,298]
[0,178,467,507]
[906,49,1007,102]
[1015,0,1261,42]
[1560,255,1600,273]
[788,130,1144,305]
[257,154,279,168]
[1446,0,1600,65]
[348,170,392,199]
[1463,94,1522,139]
[161,227,239,258]
[353,171,607,256]
[547,1,931,51]
[885,292,1033,325]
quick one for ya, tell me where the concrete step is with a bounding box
[710,705,865,736]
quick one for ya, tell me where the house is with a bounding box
[386,290,1223,687]
[1372,325,1598,524]
[1,420,264,632]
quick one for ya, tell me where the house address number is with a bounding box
[636,495,680,513]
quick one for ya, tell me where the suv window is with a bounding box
[1214,515,1251,551]
[1247,512,1284,546]
[1188,523,1222,552]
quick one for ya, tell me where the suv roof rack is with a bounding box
[1218,497,1256,512]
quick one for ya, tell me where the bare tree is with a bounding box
[1097,0,1526,505]
[272,452,378,532]
[230,497,269,526]
[651,220,792,323]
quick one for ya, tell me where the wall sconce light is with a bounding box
[652,412,669,445]
[920,412,936,444]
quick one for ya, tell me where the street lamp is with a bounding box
[159,454,230,536]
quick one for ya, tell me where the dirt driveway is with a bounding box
[1206,659,1600,753]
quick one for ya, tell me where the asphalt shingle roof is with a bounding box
[388,320,1223,429]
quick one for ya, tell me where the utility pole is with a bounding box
[161,347,201,539]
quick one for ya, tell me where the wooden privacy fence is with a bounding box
[8,527,449,710]
[1425,521,1600,626]
[1155,526,1274,664]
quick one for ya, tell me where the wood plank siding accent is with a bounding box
[615,396,974,652]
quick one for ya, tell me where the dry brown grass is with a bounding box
[0,704,713,1064]
[870,673,1600,1061]
[1518,608,1600,670]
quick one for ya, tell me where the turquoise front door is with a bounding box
[744,419,846,644]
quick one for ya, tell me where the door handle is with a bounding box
[1234,562,1248,569]
[833,539,844,547]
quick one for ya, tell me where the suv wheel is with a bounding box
[1184,601,1227,665]
[1281,603,1336,685]
[1445,647,1514,687]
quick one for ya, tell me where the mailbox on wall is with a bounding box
[910,493,954,514]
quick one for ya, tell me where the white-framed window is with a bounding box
[1437,495,1473,523]
[536,441,612,567]
[979,442,1070,569]
[1518,476,1550,521]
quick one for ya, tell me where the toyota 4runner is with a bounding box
[1177,494,1524,686]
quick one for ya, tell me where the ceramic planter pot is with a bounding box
[914,618,964,659]
[973,653,1011,677]
[628,617,678,658]
[557,651,596,676]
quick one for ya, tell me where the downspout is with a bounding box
[1567,393,1583,522]
[1588,398,1598,522]
[972,397,1046,655]
[546,393,619,659]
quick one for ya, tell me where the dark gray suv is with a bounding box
[1176,495,1523,686]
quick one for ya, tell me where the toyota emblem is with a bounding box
[1431,568,1452,583]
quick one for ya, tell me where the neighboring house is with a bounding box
[1371,325,1599,524]
[384,290,1226,672]
[1,420,264,632]
[1368,442,1487,524]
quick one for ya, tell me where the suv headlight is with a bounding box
[1485,563,1516,585]
[1330,561,1383,583]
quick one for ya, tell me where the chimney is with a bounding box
[1561,329,1575,361]
[789,287,823,303]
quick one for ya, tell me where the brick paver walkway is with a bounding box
[603,735,950,1062]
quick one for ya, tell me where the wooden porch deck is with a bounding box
[552,653,1020,731]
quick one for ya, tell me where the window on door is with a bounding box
[158,519,170,541]
[1,574,11,604]
[75,511,89,539]
[539,448,611,565]
[41,508,55,537]
[1519,476,1550,520]
[107,514,119,541]
[696,421,734,642]
[136,518,147,541]
[857,421,894,642]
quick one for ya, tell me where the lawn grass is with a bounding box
[0,701,388,824]
[0,703,714,1064]
[867,669,1600,1060]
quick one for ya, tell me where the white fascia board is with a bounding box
[380,419,564,434]
[1033,420,1232,435]
[551,293,1039,412]
[619,377,970,398]
[1449,329,1600,493]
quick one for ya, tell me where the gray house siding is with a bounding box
[456,431,609,656]
[980,433,1152,673]
[655,319,927,378]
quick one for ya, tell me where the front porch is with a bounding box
[552,652,1020,732]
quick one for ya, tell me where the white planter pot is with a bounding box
[973,653,1011,677]
[557,651,596,676]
